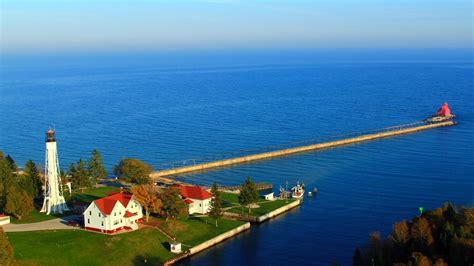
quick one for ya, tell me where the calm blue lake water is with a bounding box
[1,50,473,265]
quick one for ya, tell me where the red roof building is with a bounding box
[83,191,143,234]
[173,184,212,214]
[437,102,451,116]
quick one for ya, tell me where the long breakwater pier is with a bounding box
[150,120,456,178]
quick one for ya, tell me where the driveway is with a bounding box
[2,215,82,232]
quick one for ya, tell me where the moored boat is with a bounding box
[291,182,305,199]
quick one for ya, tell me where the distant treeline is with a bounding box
[353,203,474,266]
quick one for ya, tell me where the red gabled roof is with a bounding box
[124,211,135,218]
[174,184,212,200]
[93,192,133,216]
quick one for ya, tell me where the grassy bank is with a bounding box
[226,198,294,217]
[221,191,295,217]
[152,216,246,246]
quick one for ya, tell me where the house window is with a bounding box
[87,219,90,224]
[89,211,91,215]
[99,213,101,217]
[101,221,104,226]
[120,219,122,223]
[114,212,116,216]
[114,220,119,225]
[199,204,202,207]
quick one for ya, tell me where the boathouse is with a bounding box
[83,191,143,234]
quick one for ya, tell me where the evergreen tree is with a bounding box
[22,160,42,197]
[68,160,91,192]
[352,248,364,266]
[0,227,15,266]
[208,182,223,227]
[238,177,259,214]
[113,158,152,184]
[88,149,107,184]
[5,155,17,172]
[159,186,187,220]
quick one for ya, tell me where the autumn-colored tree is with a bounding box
[411,217,434,249]
[131,183,161,222]
[0,227,15,266]
[113,158,152,184]
[388,220,410,262]
[159,186,188,220]
[208,182,223,227]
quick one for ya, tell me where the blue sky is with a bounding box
[0,0,472,54]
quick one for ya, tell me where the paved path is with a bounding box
[2,215,81,232]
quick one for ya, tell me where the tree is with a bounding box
[131,183,161,222]
[352,247,364,266]
[159,186,187,220]
[4,185,34,220]
[0,227,15,266]
[366,231,384,266]
[208,182,223,227]
[411,217,434,249]
[238,177,259,214]
[5,155,17,172]
[68,160,91,192]
[21,160,42,197]
[113,158,152,184]
[88,149,107,185]
[0,155,15,210]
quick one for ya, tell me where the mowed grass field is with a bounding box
[226,199,294,216]
[12,186,120,224]
[154,216,246,246]
[7,227,174,266]
[9,216,246,265]
[221,191,295,217]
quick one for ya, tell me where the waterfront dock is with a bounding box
[151,120,455,178]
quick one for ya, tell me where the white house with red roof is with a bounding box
[83,191,143,234]
[174,184,212,214]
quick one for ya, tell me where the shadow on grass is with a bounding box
[132,255,162,266]
[161,241,171,250]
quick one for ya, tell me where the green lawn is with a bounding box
[8,228,174,266]
[11,186,120,224]
[72,186,120,203]
[10,208,72,224]
[226,199,295,217]
[154,216,246,246]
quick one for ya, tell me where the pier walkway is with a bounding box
[150,120,455,178]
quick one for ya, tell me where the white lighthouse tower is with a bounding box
[41,128,69,215]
